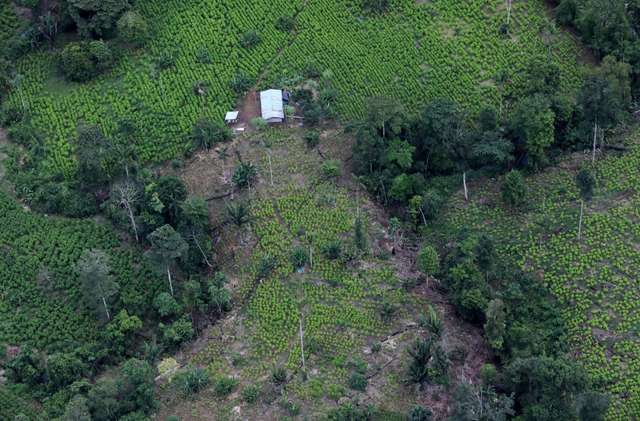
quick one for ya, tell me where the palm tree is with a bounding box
[226,201,252,228]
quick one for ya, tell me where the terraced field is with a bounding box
[428,132,640,420]
[5,0,582,175]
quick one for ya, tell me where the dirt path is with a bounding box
[233,0,311,132]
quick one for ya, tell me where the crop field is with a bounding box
[188,183,424,417]
[162,130,462,419]
[428,132,640,420]
[5,0,582,175]
[0,191,160,350]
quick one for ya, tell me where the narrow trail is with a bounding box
[255,0,310,86]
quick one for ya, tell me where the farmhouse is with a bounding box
[224,111,239,124]
[260,89,285,123]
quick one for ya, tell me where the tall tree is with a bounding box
[146,225,188,296]
[76,122,115,188]
[508,95,555,170]
[577,0,631,58]
[576,168,595,240]
[365,96,406,139]
[67,0,132,38]
[410,99,464,175]
[154,176,187,226]
[181,196,212,267]
[112,181,140,242]
[75,249,119,322]
[63,395,92,421]
[578,57,630,162]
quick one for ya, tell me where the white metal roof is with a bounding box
[225,111,239,121]
[260,89,284,121]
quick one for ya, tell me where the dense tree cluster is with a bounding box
[428,232,609,420]
[555,0,640,97]
[352,53,631,221]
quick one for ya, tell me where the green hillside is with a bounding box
[5,0,582,175]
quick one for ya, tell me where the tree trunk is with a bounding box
[418,206,427,226]
[463,171,469,201]
[102,296,111,321]
[592,121,598,164]
[506,0,512,26]
[578,200,584,240]
[167,266,174,296]
[299,317,306,374]
[192,230,213,268]
[125,203,139,242]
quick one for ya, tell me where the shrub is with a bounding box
[354,216,368,252]
[256,254,277,280]
[117,11,149,47]
[304,130,320,148]
[290,247,309,270]
[280,398,301,416]
[213,376,238,396]
[348,372,368,391]
[501,170,526,207]
[416,245,439,276]
[240,30,261,48]
[160,316,194,348]
[250,117,268,131]
[155,49,178,70]
[232,162,257,188]
[322,239,342,260]
[362,0,390,13]
[322,160,342,179]
[276,16,296,32]
[176,367,210,396]
[153,292,181,318]
[195,48,212,64]
[271,366,287,385]
[326,383,344,401]
[230,71,255,96]
[192,118,231,150]
[419,305,443,339]
[409,405,433,421]
[242,384,260,403]
[58,41,114,82]
[480,363,498,386]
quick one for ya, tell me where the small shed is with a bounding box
[260,89,284,123]
[225,111,239,124]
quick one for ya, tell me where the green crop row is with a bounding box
[0,191,160,350]
[5,0,581,176]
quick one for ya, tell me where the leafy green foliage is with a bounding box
[76,249,120,322]
[117,11,149,47]
[213,376,238,396]
[416,245,439,276]
[191,118,231,151]
[501,170,527,207]
[233,162,258,189]
[57,41,115,82]
[175,367,210,396]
